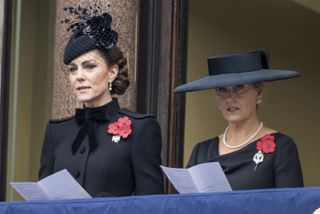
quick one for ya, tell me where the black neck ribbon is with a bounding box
[72,107,109,155]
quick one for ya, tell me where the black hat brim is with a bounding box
[174,69,300,93]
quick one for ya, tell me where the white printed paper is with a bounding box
[10,169,92,201]
[161,162,232,193]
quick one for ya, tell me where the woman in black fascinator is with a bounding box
[176,51,303,190]
[39,6,163,197]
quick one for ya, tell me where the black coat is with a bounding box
[39,99,164,197]
[188,133,303,190]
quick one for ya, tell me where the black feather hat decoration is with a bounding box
[61,5,118,64]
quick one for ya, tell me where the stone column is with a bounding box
[52,0,137,118]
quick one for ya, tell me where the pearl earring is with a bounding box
[256,99,262,104]
[108,81,112,91]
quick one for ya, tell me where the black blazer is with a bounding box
[39,99,164,197]
[188,133,303,190]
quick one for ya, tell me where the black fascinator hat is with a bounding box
[175,50,300,93]
[62,6,118,65]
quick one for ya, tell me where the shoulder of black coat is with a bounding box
[48,116,75,123]
[118,108,155,119]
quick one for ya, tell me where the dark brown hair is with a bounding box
[99,46,130,95]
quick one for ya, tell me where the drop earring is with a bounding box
[256,99,262,104]
[109,81,112,91]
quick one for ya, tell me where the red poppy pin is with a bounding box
[107,116,132,144]
[253,134,276,171]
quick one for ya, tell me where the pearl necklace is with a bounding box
[223,122,264,149]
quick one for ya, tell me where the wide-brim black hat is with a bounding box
[175,51,300,93]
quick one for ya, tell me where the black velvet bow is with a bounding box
[72,107,109,155]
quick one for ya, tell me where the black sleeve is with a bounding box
[187,143,200,168]
[274,136,303,187]
[38,122,54,179]
[131,117,164,195]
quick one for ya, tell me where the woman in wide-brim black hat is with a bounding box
[176,50,303,190]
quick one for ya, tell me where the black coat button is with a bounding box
[80,147,86,154]
[74,171,80,178]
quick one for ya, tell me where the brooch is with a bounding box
[107,116,132,144]
[253,134,276,171]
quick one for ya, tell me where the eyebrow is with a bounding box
[69,59,97,67]
[82,60,96,64]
